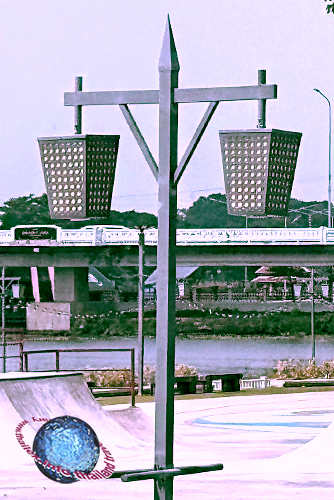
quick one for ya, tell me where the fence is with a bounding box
[0,345,136,407]
[0,342,24,371]
[190,289,331,303]
[240,377,271,390]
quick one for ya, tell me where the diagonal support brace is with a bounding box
[174,101,219,184]
[119,104,159,181]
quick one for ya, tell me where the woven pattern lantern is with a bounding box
[38,135,119,219]
[219,129,302,217]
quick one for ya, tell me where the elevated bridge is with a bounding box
[0,226,334,268]
[1,225,334,319]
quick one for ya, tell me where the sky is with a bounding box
[0,0,333,215]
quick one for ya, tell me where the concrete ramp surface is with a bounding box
[0,372,153,474]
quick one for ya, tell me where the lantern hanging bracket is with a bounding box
[119,104,159,181]
[174,100,219,184]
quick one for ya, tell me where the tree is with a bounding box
[0,194,52,229]
[177,194,329,229]
[0,191,330,231]
[0,193,157,230]
[177,194,246,229]
[325,1,334,14]
[107,209,157,228]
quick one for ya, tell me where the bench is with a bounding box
[175,376,198,394]
[90,387,136,397]
[205,374,243,393]
[149,377,198,395]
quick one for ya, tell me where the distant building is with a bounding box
[88,266,115,301]
[145,266,199,299]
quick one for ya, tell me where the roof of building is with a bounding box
[88,266,115,291]
[145,266,199,285]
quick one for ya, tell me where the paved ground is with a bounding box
[1,372,334,499]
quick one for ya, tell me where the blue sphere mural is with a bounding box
[33,415,100,483]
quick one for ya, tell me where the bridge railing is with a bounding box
[0,225,331,246]
[59,228,96,245]
[103,227,140,245]
[0,230,13,244]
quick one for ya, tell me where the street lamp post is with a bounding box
[1,268,5,373]
[1,270,21,373]
[311,267,315,360]
[314,88,332,228]
[45,16,280,500]
[137,226,145,396]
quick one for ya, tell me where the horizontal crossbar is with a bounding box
[110,463,223,482]
[64,84,277,106]
[174,85,277,103]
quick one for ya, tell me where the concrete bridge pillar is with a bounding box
[53,267,89,306]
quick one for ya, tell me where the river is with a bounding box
[3,336,334,377]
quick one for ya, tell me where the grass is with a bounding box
[97,385,334,406]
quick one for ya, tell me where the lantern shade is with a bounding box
[38,135,120,219]
[219,129,302,217]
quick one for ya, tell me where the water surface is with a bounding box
[3,336,334,377]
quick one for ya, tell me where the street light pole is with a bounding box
[137,226,145,396]
[0,270,20,373]
[154,22,179,499]
[314,88,332,228]
[63,16,278,498]
[1,267,5,373]
[311,267,315,360]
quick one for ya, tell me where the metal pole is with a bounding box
[1,267,6,373]
[311,268,315,360]
[314,89,331,227]
[154,16,179,500]
[55,351,60,371]
[138,228,145,396]
[74,76,82,135]
[24,352,28,372]
[244,266,248,291]
[257,69,266,129]
[19,343,23,372]
[131,348,135,408]
[329,101,331,228]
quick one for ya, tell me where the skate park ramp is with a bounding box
[0,371,154,473]
[2,373,334,499]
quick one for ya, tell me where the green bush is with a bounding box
[274,359,334,379]
[142,364,198,385]
[83,369,132,387]
[175,364,197,377]
[71,308,334,338]
[143,365,156,384]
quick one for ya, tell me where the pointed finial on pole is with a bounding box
[158,15,180,71]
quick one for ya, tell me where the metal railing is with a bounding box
[21,347,136,407]
[0,342,24,372]
[189,290,332,302]
[240,377,271,390]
